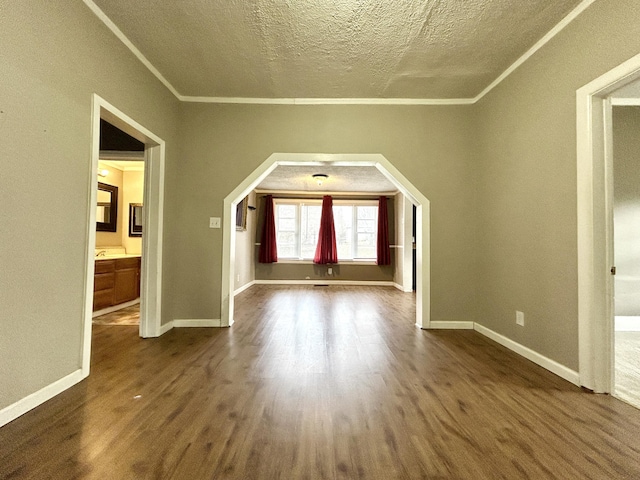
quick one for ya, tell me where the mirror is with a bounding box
[129,203,143,237]
[96,182,118,232]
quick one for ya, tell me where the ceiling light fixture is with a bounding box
[98,169,109,177]
[312,173,328,186]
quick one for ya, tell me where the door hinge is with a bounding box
[611,266,616,275]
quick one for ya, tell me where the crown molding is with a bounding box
[472,0,597,103]
[85,0,596,106]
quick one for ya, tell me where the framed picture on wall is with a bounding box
[236,196,248,231]
[129,203,143,237]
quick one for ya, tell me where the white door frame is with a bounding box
[577,53,640,392]
[81,94,166,377]
[220,153,431,329]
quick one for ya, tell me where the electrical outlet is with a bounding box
[328,267,333,275]
[516,311,524,326]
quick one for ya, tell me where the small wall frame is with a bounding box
[129,203,143,237]
[236,196,248,231]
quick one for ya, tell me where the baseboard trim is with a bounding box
[0,369,84,428]
[254,279,396,287]
[234,281,256,296]
[474,323,580,386]
[92,298,140,318]
[159,321,173,335]
[173,319,221,328]
[428,321,474,330]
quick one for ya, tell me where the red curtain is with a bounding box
[314,195,338,264]
[259,195,278,263]
[377,196,391,265]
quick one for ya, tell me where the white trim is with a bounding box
[473,0,596,103]
[615,316,640,332]
[84,0,594,106]
[253,279,395,287]
[234,281,256,296]
[0,370,84,428]
[577,53,640,392]
[99,158,145,170]
[82,1,180,98]
[255,189,398,196]
[173,319,221,328]
[268,259,378,266]
[393,282,414,293]
[611,97,640,106]
[179,96,475,105]
[474,324,580,386]
[92,298,140,318]
[429,321,474,330]
[221,153,431,330]
[159,321,173,335]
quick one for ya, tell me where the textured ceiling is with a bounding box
[89,0,583,99]
[256,166,397,193]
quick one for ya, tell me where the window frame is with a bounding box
[272,198,378,263]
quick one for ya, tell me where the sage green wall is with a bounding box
[613,107,640,317]
[474,0,640,370]
[0,1,179,410]
[167,103,477,323]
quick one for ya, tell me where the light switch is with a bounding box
[209,217,221,229]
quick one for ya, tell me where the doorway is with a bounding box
[577,52,640,395]
[221,153,431,330]
[81,95,166,377]
[612,104,640,408]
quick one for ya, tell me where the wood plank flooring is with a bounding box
[2,285,640,479]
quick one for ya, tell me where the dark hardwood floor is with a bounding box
[2,285,640,479]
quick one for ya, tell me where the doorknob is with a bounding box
[611,266,616,275]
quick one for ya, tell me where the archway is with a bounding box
[220,153,431,329]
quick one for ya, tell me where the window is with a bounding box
[274,199,378,260]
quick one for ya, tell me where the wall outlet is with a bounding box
[328,267,333,275]
[209,217,221,228]
[516,311,524,326]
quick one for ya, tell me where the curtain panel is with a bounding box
[377,196,391,265]
[313,195,338,264]
[258,195,278,263]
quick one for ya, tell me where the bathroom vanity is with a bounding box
[93,256,141,311]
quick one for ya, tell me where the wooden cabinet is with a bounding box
[93,257,141,311]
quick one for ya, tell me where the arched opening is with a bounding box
[221,153,430,329]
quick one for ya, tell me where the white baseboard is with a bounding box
[0,369,84,428]
[428,321,474,329]
[254,279,396,287]
[234,280,256,296]
[92,298,140,318]
[173,319,221,328]
[393,282,414,293]
[474,323,580,386]
[615,316,640,332]
[159,321,173,335]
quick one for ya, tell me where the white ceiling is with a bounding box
[256,165,397,193]
[88,0,584,100]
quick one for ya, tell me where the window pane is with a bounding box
[276,204,298,257]
[278,204,296,218]
[333,206,353,259]
[300,205,321,259]
[278,218,296,232]
[355,206,378,259]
